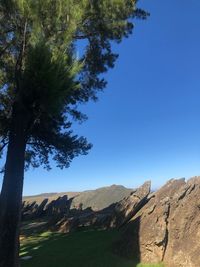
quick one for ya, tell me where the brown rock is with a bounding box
[163,177,200,267]
[35,198,48,217]
[22,195,73,220]
[45,195,71,217]
[111,181,151,228]
[22,201,39,220]
[56,217,80,233]
[116,177,200,267]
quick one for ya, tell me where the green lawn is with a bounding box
[20,229,163,267]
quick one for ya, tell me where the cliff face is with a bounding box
[115,177,200,267]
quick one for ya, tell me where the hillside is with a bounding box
[23,185,133,210]
[23,192,79,205]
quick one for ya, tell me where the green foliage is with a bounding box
[23,42,81,115]
[0,0,149,169]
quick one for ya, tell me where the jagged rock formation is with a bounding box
[22,182,150,231]
[22,177,200,267]
[110,181,151,228]
[47,182,151,232]
[115,177,200,267]
[22,195,72,220]
[163,177,200,267]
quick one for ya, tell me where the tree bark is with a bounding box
[0,103,27,267]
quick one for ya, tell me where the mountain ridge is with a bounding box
[23,184,133,210]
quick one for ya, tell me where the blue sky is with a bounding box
[4,0,200,195]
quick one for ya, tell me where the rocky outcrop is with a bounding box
[22,198,49,220]
[22,182,151,230]
[115,177,200,267]
[53,206,115,233]
[35,198,49,217]
[163,177,200,267]
[45,195,71,217]
[22,195,72,220]
[110,181,151,228]
[49,182,151,233]
[22,177,200,267]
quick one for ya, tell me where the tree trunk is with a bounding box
[0,103,27,267]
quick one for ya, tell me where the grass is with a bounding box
[20,228,163,267]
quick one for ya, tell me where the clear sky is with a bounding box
[3,0,200,195]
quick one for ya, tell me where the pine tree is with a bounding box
[0,1,148,266]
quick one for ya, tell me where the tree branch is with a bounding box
[0,139,8,153]
[27,141,53,150]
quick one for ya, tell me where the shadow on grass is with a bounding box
[20,228,147,267]
[20,216,164,267]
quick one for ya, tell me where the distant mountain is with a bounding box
[23,185,133,210]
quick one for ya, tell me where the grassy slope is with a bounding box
[23,192,79,205]
[73,185,133,210]
[20,229,163,267]
[23,185,133,210]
